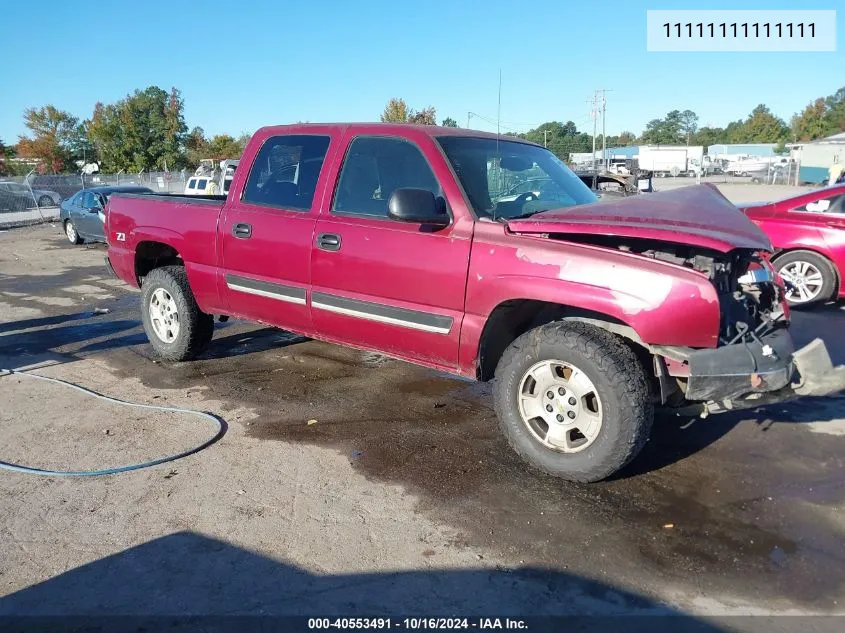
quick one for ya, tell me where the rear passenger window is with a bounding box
[332,137,440,218]
[242,134,331,211]
[796,195,845,214]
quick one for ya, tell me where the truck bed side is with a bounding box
[106,193,227,314]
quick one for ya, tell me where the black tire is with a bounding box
[38,195,52,207]
[493,321,653,482]
[773,250,838,307]
[64,219,83,245]
[140,266,214,361]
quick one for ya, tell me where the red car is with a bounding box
[103,123,845,482]
[742,185,845,306]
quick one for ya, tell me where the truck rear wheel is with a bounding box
[493,321,653,482]
[141,266,214,361]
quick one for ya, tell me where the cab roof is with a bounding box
[253,122,540,146]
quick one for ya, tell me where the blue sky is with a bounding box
[2,0,843,143]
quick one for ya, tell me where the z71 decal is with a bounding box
[115,232,126,242]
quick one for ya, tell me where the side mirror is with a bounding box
[387,188,449,227]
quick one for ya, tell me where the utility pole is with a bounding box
[589,89,611,170]
[543,130,549,148]
[467,112,471,129]
[600,91,607,170]
[590,93,598,173]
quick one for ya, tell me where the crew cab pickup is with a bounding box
[104,123,845,482]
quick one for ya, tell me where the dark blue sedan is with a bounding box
[60,185,153,245]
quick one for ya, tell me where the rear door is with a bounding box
[310,133,473,369]
[220,132,336,333]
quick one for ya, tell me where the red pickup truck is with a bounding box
[104,123,845,482]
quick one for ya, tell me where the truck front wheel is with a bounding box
[493,322,653,482]
[141,266,214,361]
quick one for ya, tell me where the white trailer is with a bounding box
[638,146,703,177]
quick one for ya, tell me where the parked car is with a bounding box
[104,123,845,482]
[60,186,153,245]
[0,185,35,212]
[740,185,845,306]
[0,181,61,208]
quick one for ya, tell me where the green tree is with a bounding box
[724,119,745,143]
[791,98,829,141]
[408,106,437,125]
[68,120,96,166]
[88,86,188,172]
[380,98,437,124]
[161,87,188,170]
[680,109,699,144]
[16,105,79,173]
[185,126,207,166]
[639,110,685,144]
[824,87,845,135]
[381,98,409,122]
[441,117,458,127]
[0,138,10,176]
[616,131,636,146]
[236,133,252,150]
[206,134,248,159]
[691,126,727,147]
[736,104,789,143]
[520,121,594,161]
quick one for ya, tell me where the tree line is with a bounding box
[0,85,251,176]
[2,86,843,176]
[521,85,844,161]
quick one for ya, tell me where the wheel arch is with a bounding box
[135,240,183,284]
[474,298,651,382]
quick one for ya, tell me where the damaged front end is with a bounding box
[640,244,845,416]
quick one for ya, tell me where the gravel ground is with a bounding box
[1,223,845,630]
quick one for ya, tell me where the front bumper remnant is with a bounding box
[685,328,795,402]
[680,336,845,417]
[791,338,845,397]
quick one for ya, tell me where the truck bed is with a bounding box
[110,192,227,205]
[105,192,227,306]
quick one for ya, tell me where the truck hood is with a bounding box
[506,184,773,253]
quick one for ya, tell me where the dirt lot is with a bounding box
[2,224,845,628]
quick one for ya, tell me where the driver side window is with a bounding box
[80,192,96,209]
[332,136,440,219]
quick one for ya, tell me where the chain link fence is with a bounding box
[1,170,195,228]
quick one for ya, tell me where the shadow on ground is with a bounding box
[0,532,728,632]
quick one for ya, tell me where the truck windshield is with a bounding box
[437,136,597,220]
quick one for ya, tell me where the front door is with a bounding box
[220,132,335,333]
[76,191,101,237]
[310,134,473,370]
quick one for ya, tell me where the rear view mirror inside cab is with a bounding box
[499,155,533,172]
